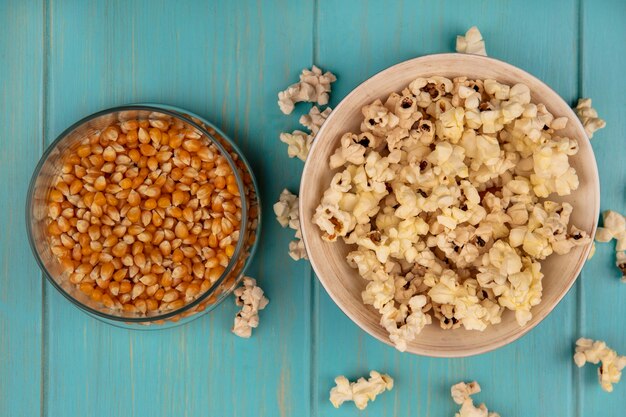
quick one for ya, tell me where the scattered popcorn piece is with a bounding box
[279,130,313,161]
[574,338,626,392]
[594,210,626,281]
[277,65,337,114]
[451,381,500,417]
[300,106,332,135]
[617,251,626,282]
[574,98,606,138]
[273,189,308,261]
[280,106,332,161]
[602,210,626,237]
[288,239,308,261]
[595,227,614,243]
[379,295,432,351]
[329,371,394,410]
[328,376,353,408]
[314,74,591,348]
[232,277,269,338]
[451,381,482,405]
[273,189,298,228]
[616,232,626,252]
[456,26,487,56]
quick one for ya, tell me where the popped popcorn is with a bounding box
[232,277,269,338]
[277,65,336,114]
[456,26,487,56]
[587,242,596,260]
[273,188,299,228]
[594,210,626,281]
[451,381,500,417]
[574,98,606,138]
[600,210,625,238]
[288,238,308,261]
[379,295,432,351]
[300,106,332,135]
[279,106,333,161]
[314,74,591,350]
[574,338,626,392]
[274,189,308,261]
[329,371,394,410]
[279,130,312,161]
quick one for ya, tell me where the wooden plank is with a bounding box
[43,1,314,416]
[0,1,46,415]
[314,0,582,415]
[0,1,44,416]
[578,0,626,415]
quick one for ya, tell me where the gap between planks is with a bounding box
[309,1,320,416]
[40,0,52,417]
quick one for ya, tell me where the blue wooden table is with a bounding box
[1,0,625,416]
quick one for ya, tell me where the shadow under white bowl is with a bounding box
[299,53,599,357]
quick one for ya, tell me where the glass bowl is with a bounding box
[27,104,261,328]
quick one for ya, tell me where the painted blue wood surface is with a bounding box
[0,0,624,416]
[578,0,626,415]
[0,1,43,416]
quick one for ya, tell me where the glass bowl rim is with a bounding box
[26,103,262,322]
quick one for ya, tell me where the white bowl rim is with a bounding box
[299,52,600,357]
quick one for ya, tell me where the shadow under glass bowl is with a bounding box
[27,104,261,329]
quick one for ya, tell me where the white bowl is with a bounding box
[300,53,599,357]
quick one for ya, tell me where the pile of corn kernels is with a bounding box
[46,117,243,315]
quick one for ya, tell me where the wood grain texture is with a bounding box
[1,0,624,416]
[0,1,44,417]
[578,0,626,415]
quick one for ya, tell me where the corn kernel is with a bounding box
[44,117,248,324]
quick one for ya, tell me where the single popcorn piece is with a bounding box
[379,295,432,351]
[456,26,487,56]
[232,277,269,338]
[329,371,394,410]
[299,106,332,135]
[574,98,606,138]
[595,227,615,243]
[273,188,299,228]
[279,130,313,161]
[602,210,626,237]
[313,73,591,349]
[617,232,626,252]
[451,381,482,405]
[574,337,626,392]
[274,189,308,261]
[277,65,337,114]
[451,381,500,417]
[594,210,626,281]
[617,251,626,282]
[587,242,596,260]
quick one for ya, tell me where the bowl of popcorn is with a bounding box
[27,105,260,327]
[300,53,599,356]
